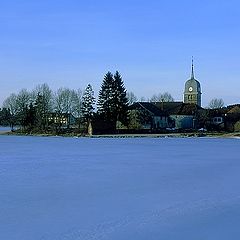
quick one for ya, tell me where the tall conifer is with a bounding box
[113,71,129,125]
[97,72,115,120]
[97,71,129,127]
[82,84,95,122]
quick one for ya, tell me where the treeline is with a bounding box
[0,71,176,134]
[0,71,129,134]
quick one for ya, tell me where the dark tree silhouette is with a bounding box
[97,71,129,129]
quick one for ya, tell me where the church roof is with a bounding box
[129,102,167,116]
[130,101,203,116]
[153,102,202,115]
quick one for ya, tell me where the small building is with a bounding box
[153,102,202,130]
[224,104,240,132]
[128,102,169,130]
[212,116,224,125]
[48,113,76,128]
[128,101,203,131]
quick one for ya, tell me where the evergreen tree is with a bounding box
[34,93,47,130]
[82,84,95,122]
[0,108,12,126]
[25,103,36,128]
[97,71,115,120]
[97,71,129,128]
[16,105,28,130]
[113,71,129,125]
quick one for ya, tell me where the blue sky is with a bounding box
[1,0,240,106]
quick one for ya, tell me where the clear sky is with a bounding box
[1,0,240,107]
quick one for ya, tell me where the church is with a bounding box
[127,59,203,131]
[183,59,202,106]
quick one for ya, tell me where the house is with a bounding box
[153,102,202,130]
[212,116,224,125]
[128,102,169,130]
[224,104,240,132]
[205,105,240,131]
[48,113,76,128]
[128,101,203,131]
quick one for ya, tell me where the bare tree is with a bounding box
[54,88,65,115]
[208,98,225,109]
[150,94,160,102]
[6,89,31,129]
[2,93,18,115]
[161,92,174,102]
[71,89,83,118]
[150,92,174,102]
[2,93,18,129]
[140,96,147,102]
[70,88,83,129]
[54,88,77,114]
[53,88,78,130]
[3,90,31,129]
[126,91,138,105]
[16,89,31,112]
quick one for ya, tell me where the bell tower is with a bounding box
[184,58,201,106]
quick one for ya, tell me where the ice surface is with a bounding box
[0,126,11,132]
[0,136,240,239]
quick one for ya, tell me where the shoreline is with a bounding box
[1,130,240,139]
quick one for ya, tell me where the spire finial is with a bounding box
[191,56,195,79]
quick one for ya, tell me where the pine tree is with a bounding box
[25,102,36,128]
[97,71,129,127]
[34,93,47,131]
[97,71,115,121]
[113,71,129,125]
[82,84,95,122]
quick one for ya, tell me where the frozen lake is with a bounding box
[0,126,11,132]
[0,135,240,240]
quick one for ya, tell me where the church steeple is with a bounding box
[191,56,195,79]
[184,57,202,107]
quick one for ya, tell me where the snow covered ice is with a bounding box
[0,135,240,240]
